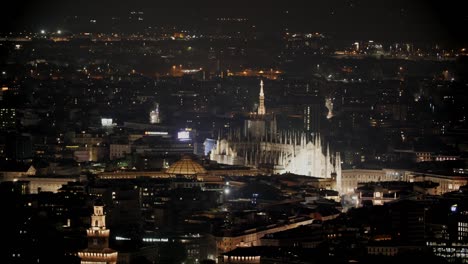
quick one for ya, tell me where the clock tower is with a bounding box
[78,202,118,264]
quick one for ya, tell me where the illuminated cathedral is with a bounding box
[210,80,342,181]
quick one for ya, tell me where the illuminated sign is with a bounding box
[177,131,190,140]
[142,238,169,242]
[101,118,113,127]
[144,131,168,135]
[116,236,131,241]
[451,204,458,212]
[74,150,90,162]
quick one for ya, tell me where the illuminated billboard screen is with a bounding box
[177,131,190,140]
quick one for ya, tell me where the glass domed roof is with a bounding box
[165,156,207,175]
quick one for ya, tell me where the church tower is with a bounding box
[78,202,118,264]
[257,80,266,115]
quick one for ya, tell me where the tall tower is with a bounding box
[78,202,118,264]
[149,103,161,124]
[258,80,266,115]
[303,103,321,133]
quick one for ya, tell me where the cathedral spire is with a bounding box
[260,79,264,96]
[258,80,266,115]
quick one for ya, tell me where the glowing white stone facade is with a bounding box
[210,79,341,187]
[210,131,342,180]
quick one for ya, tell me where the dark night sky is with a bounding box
[2,0,467,44]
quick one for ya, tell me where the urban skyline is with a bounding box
[1,2,467,264]
[3,0,468,44]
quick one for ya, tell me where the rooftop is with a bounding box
[165,156,207,175]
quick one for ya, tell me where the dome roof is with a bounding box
[166,156,207,175]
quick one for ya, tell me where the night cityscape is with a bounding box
[1,1,468,263]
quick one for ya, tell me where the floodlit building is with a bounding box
[210,80,341,181]
[78,202,118,264]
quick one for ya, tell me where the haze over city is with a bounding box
[1,1,467,264]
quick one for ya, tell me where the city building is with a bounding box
[109,144,131,160]
[210,81,342,180]
[0,108,16,131]
[0,163,36,180]
[149,103,161,124]
[215,217,314,255]
[78,202,118,264]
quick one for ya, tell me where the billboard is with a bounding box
[177,131,190,140]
